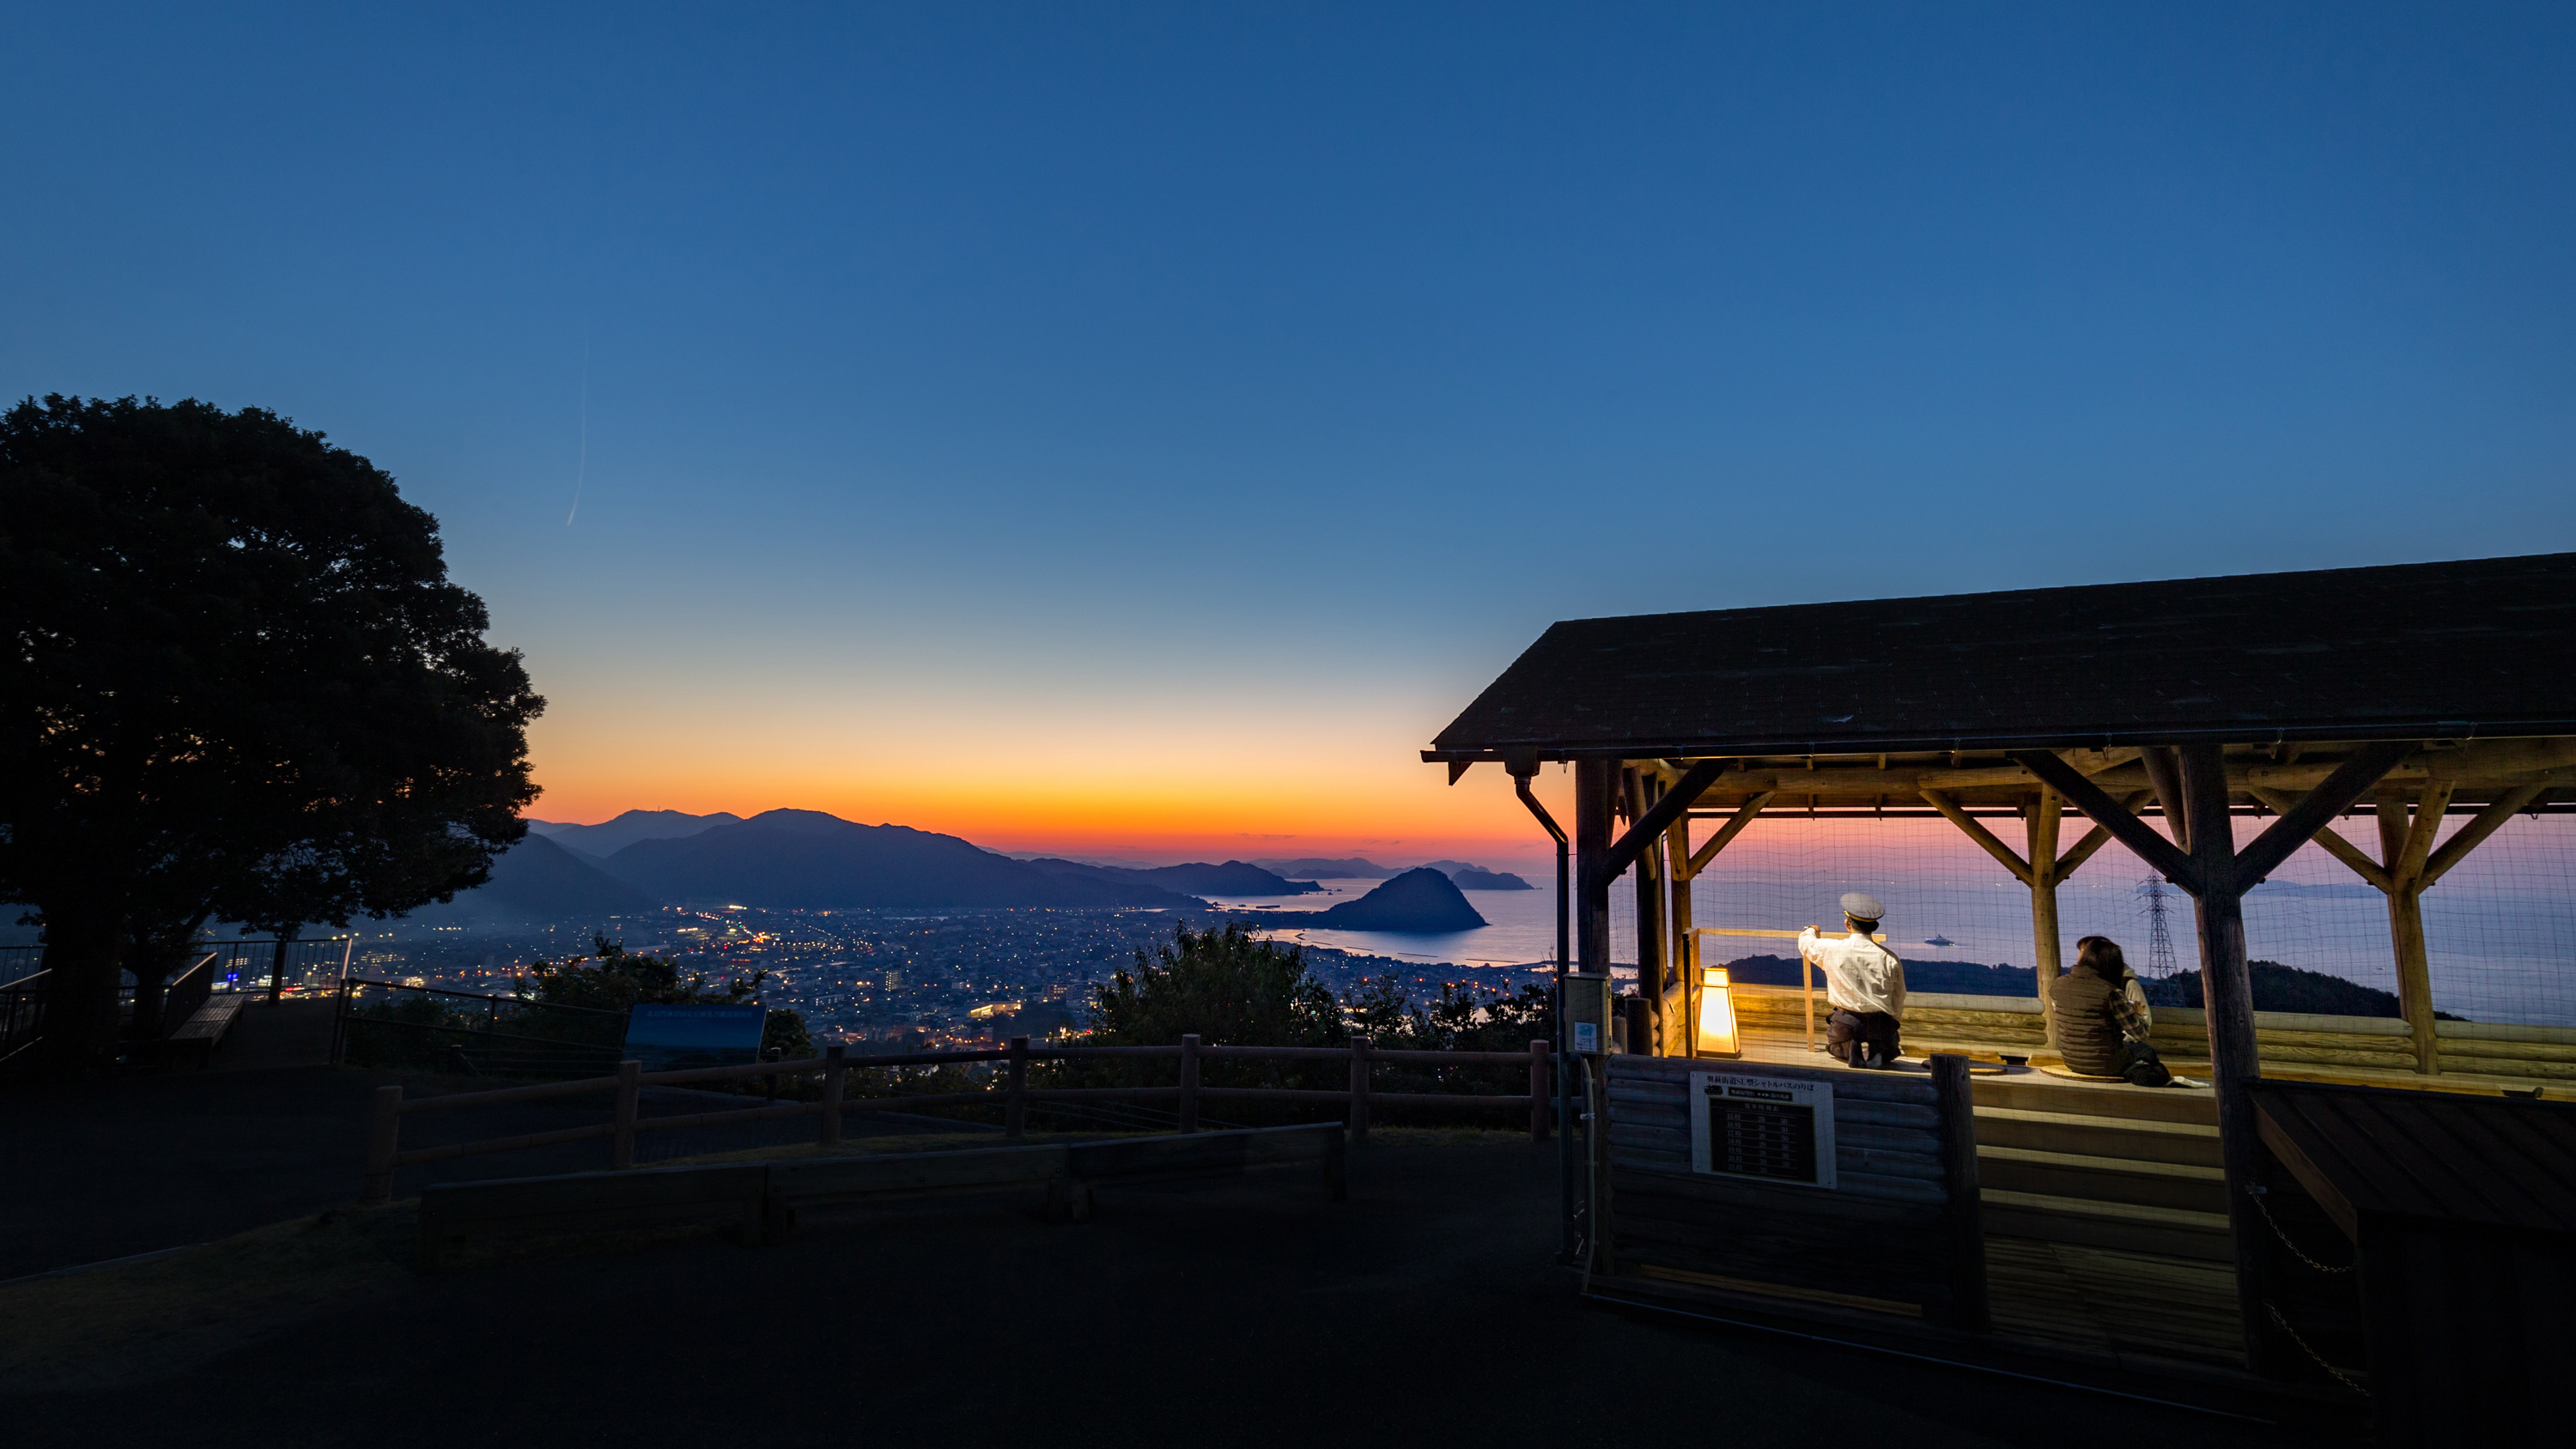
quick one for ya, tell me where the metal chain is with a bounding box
[2267,1301,2370,1397]
[2249,1188,2354,1274]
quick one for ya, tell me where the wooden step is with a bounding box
[1981,1187,2234,1262]
[1971,1106,2223,1167]
[1976,1144,2228,1213]
[1970,1074,2216,1125]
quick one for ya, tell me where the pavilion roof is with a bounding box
[1428,553,2576,761]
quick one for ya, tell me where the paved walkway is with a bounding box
[3,1134,2354,1449]
[0,997,969,1281]
[4,1007,2360,1446]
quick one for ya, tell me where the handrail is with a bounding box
[358,1034,1561,1203]
[339,976,628,1017]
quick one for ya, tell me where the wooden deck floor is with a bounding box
[1718,1026,2545,1100]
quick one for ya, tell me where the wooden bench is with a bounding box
[763,1124,1347,1239]
[763,1142,1076,1241]
[1060,1123,1346,1221]
[165,994,249,1067]
[418,1162,768,1273]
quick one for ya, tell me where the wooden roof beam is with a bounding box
[1685,791,1775,877]
[2055,791,2154,878]
[1603,758,1727,880]
[1919,789,2033,886]
[2421,783,2551,888]
[2234,740,2418,886]
[2249,786,2391,893]
[2010,750,2199,890]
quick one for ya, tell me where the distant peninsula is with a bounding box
[1306,868,1488,932]
[1421,858,1533,891]
[1024,858,1323,896]
[1250,857,1400,880]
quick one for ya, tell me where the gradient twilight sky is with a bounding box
[9,4,2575,868]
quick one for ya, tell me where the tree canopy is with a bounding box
[1084,921,1346,1048]
[0,395,544,1068]
[518,938,811,1060]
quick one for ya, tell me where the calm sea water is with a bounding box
[1200,810,2576,1028]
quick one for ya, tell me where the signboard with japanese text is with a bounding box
[1688,1071,1837,1190]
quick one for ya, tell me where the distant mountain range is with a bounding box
[410,833,659,925]
[1304,868,1488,932]
[1249,856,1532,891]
[527,809,742,858]
[591,810,1206,910]
[425,809,1209,917]
[465,814,1523,920]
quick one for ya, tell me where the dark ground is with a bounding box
[3,1000,2357,1448]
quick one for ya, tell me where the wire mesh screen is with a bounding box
[1646,809,2576,1028]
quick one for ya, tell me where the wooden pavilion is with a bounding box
[1425,552,2576,1397]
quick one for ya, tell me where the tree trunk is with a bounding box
[125,909,216,1046]
[39,903,129,1074]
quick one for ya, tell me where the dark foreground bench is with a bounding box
[765,1121,1346,1239]
[419,1163,769,1273]
[165,995,248,1067]
[416,1124,1346,1270]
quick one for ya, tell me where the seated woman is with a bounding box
[2051,937,2172,1087]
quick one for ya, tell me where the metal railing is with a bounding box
[1,969,47,1068]
[331,977,629,1079]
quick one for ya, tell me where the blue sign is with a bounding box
[623,1003,767,1072]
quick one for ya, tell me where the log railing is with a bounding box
[361,1033,1556,1203]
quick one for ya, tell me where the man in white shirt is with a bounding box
[1798,892,1907,1070]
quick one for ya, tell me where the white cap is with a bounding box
[1839,892,1886,923]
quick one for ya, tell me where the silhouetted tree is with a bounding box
[0,395,543,1070]
[517,937,810,1058]
[1084,921,1345,1047]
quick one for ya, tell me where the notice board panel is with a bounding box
[1689,1071,1838,1190]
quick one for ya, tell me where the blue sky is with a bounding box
[7,3,2572,857]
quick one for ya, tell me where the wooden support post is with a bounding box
[362,1084,403,1205]
[1176,1034,1199,1134]
[2027,789,2063,1048]
[2142,747,2189,852]
[820,1044,848,1148]
[1629,770,1668,1053]
[1666,808,1694,1056]
[269,926,298,1003]
[2180,744,2279,1379]
[1347,1034,1370,1143]
[611,1059,641,1169]
[1528,1039,1551,1142]
[1802,949,1817,1052]
[2378,781,2451,1075]
[1929,1054,1990,1332]
[1575,759,1614,995]
[1623,997,1651,1058]
[1005,1036,1030,1139]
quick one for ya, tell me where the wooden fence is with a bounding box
[1595,1052,1989,1330]
[363,1033,1554,1203]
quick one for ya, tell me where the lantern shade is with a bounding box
[1695,967,1741,1058]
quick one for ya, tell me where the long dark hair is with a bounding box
[2075,936,2130,983]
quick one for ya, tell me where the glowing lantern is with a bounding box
[1694,967,1741,1058]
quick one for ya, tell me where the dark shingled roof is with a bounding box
[1430,553,2576,760]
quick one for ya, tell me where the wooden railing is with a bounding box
[361,1033,1557,1203]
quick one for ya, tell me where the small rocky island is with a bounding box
[1307,867,1488,932]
